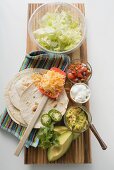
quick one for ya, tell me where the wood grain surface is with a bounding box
[24,3,92,164]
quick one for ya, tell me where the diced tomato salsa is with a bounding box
[67,62,91,83]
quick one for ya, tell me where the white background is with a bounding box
[0,0,114,169]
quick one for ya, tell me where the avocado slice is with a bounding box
[48,131,73,162]
[54,126,68,135]
[54,126,80,140]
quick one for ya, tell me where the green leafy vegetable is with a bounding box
[33,11,82,52]
[38,123,60,149]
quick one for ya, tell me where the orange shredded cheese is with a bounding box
[32,70,65,95]
[31,73,42,87]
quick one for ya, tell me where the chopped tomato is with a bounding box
[70,71,77,77]
[82,67,87,72]
[76,64,82,69]
[67,73,75,79]
[77,73,83,78]
[67,62,91,83]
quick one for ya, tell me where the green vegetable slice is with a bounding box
[48,109,62,122]
[41,114,51,126]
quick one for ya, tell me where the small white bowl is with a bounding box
[70,83,91,104]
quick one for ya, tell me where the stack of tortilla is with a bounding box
[5,68,69,128]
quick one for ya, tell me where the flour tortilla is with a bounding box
[4,79,27,126]
[20,83,69,128]
[9,68,47,110]
[5,68,47,126]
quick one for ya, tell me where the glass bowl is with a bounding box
[64,105,92,133]
[70,83,91,104]
[28,2,86,54]
[66,59,92,84]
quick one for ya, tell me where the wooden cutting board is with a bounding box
[24,3,92,164]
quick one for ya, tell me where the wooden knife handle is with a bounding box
[14,95,48,156]
[90,124,107,150]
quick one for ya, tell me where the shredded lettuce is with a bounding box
[33,11,82,52]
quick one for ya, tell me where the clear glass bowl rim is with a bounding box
[28,2,86,54]
[66,59,92,84]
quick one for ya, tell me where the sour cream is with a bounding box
[70,83,91,103]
